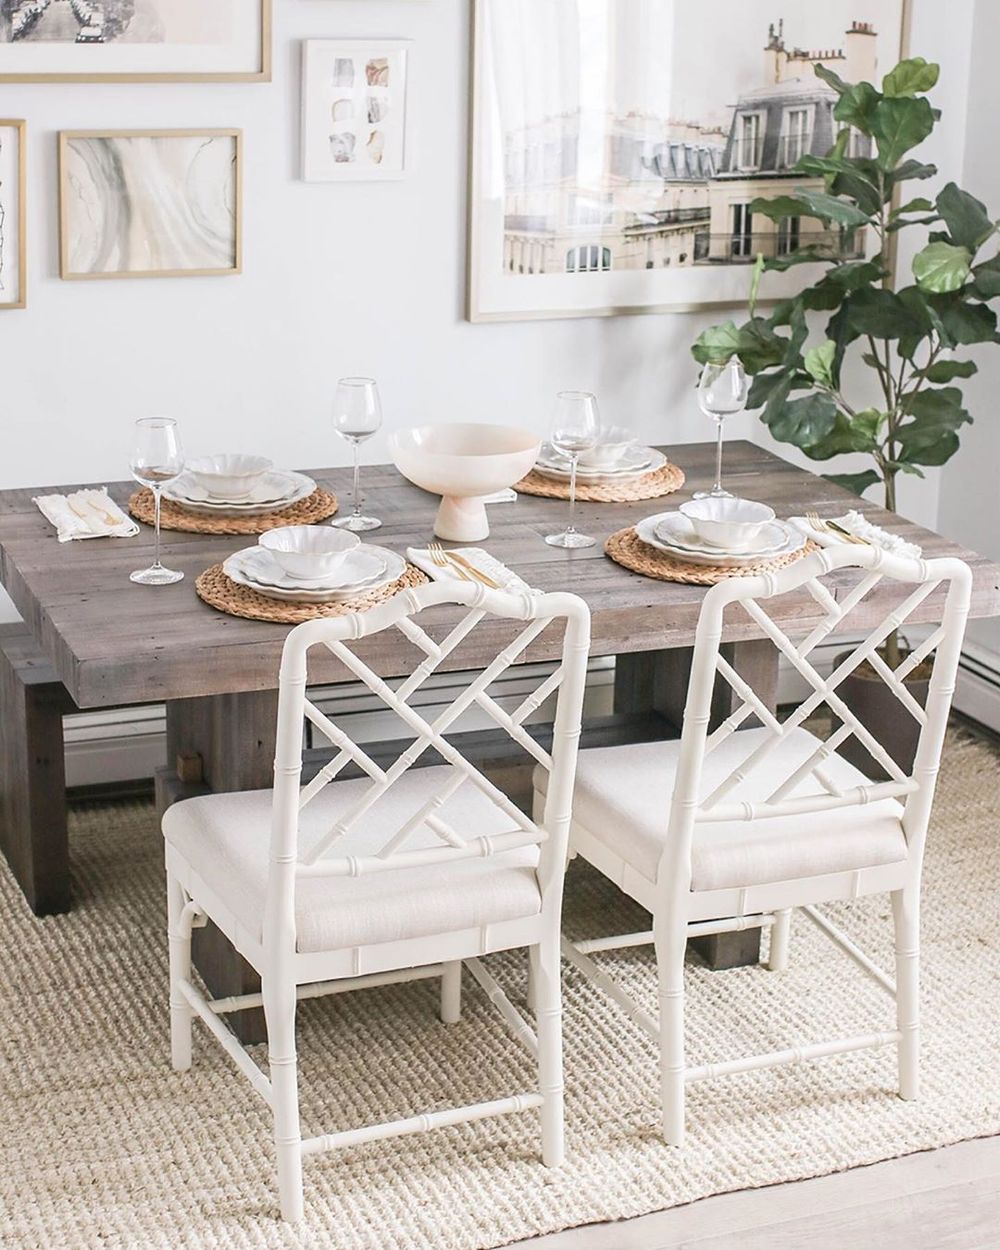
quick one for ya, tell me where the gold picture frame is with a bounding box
[0,1,271,83]
[467,0,912,323]
[0,118,26,309]
[59,129,243,281]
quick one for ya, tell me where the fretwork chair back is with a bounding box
[163,580,590,1221]
[547,544,971,1145]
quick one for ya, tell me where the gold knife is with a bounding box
[443,550,501,588]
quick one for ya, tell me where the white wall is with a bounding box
[936,0,1000,662]
[0,0,987,602]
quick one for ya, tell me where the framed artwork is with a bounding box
[301,39,410,182]
[59,129,242,281]
[0,119,25,309]
[0,0,270,83]
[468,0,910,322]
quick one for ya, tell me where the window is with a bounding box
[565,245,612,273]
[569,193,613,227]
[731,204,753,258]
[781,107,812,167]
[736,112,763,170]
[777,216,801,256]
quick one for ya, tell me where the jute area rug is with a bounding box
[1,726,998,1250]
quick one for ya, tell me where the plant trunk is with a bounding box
[883,468,901,670]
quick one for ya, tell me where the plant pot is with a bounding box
[833,650,930,780]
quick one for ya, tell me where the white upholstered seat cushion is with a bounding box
[163,765,541,954]
[535,727,908,891]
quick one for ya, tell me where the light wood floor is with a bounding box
[512,1135,1000,1250]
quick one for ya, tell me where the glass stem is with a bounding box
[713,419,725,494]
[152,485,163,570]
[352,442,362,518]
[568,454,578,535]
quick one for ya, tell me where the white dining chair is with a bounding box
[162,579,590,1221]
[539,544,971,1144]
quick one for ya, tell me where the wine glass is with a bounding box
[694,359,749,499]
[129,416,184,586]
[545,391,600,549]
[331,377,382,532]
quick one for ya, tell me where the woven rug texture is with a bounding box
[1,725,998,1249]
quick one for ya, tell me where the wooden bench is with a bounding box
[0,623,76,915]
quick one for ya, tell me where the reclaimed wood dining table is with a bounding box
[1,439,998,1043]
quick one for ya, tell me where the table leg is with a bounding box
[160,690,279,1045]
[614,640,779,970]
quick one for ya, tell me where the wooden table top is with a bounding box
[0,441,997,708]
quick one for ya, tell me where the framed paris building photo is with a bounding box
[467,0,909,322]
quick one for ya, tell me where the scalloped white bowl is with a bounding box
[187,454,274,501]
[390,423,541,541]
[259,524,360,580]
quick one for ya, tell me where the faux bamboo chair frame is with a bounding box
[555,544,972,1144]
[165,580,591,1222]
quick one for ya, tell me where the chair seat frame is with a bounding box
[165,579,590,1221]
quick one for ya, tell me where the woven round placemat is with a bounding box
[195,562,429,624]
[515,460,685,502]
[605,525,818,586]
[128,487,339,536]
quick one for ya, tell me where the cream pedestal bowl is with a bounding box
[390,423,541,542]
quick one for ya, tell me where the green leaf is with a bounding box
[844,287,926,339]
[921,358,978,382]
[692,321,742,366]
[971,254,1000,299]
[762,247,836,272]
[748,195,823,222]
[788,189,873,228]
[895,387,972,468]
[824,470,881,498]
[900,386,973,427]
[822,258,888,292]
[802,409,885,461]
[891,197,935,217]
[763,391,838,448]
[748,253,765,317]
[746,370,789,409]
[814,62,848,95]
[912,241,972,293]
[871,96,935,170]
[834,81,881,134]
[803,341,836,387]
[737,318,788,374]
[936,182,996,251]
[882,57,940,98]
[886,160,938,188]
[937,298,999,345]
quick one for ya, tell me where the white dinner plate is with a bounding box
[534,445,663,482]
[653,514,794,559]
[241,546,387,591]
[165,470,315,515]
[635,512,805,567]
[224,545,404,603]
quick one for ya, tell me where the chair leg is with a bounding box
[263,974,304,1223]
[892,886,920,1101]
[654,915,687,1146]
[768,909,792,973]
[530,939,564,1167]
[166,872,193,1072]
[440,960,462,1023]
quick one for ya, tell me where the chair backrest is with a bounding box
[265,579,591,948]
[664,544,972,888]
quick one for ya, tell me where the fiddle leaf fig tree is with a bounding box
[692,55,998,515]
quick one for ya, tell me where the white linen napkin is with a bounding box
[790,510,922,558]
[33,488,140,542]
[407,546,531,591]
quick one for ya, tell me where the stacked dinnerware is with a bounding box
[635,497,806,568]
[164,454,316,518]
[534,426,665,484]
[222,524,405,603]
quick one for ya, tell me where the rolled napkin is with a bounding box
[791,509,922,558]
[407,545,531,592]
[33,488,140,542]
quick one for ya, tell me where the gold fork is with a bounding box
[428,541,500,587]
[806,511,868,545]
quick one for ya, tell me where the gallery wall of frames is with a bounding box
[0,0,979,535]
